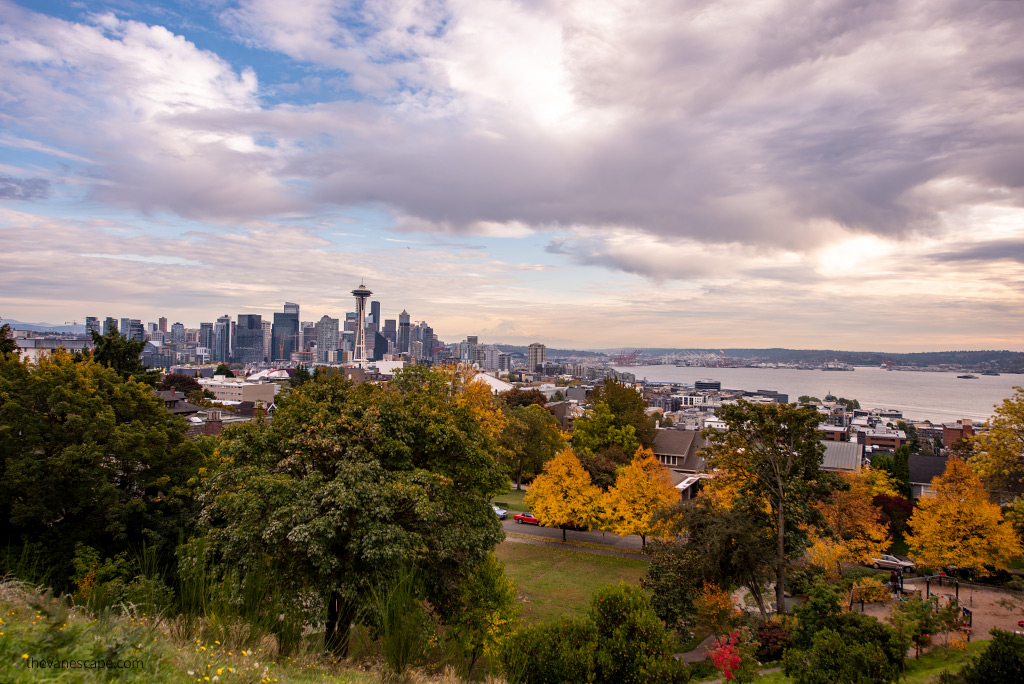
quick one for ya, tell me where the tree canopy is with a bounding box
[88,328,158,386]
[905,457,1021,575]
[0,317,18,355]
[498,386,548,408]
[0,350,205,588]
[197,365,507,655]
[214,363,235,378]
[590,378,656,448]
[157,373,203,395]
[701,400,839,612]
[971,386,1024,502]
[501,403,566,490]
[524,447,602,541]
[603,447,677,548]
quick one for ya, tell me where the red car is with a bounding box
[513,512,540,525]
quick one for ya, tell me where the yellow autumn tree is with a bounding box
[525,447,602,541]
[906,458,1022,575]
[971,386,1024,503]
[604,447,678,548]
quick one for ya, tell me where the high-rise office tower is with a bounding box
[213,315,232,362]
[199,322,214,351]
[398,310,411,355]
[421,325,434,362]
[369,300,381,333]
[528,343,546,373]
[271,302,299,361]
[235,314,264,364]
[158,317,168,332]
[351,283,372,362]
[103,317,117,335]
[315,315,339,363]
[128,319,145,342]
[383,318,396,344]
[171,322,186,345]
[261,320,272,360]
[85,316,100,336]
[120,318,131,336]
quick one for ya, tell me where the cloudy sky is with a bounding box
[2,0,1023,351]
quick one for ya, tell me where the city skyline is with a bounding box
[2,1,1024,352]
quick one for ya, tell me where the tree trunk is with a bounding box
[516,463,523,490]
[641,533,646,550]
[562,525,567,542]
[325,590,357,657]
[748,579,768,618]
[776,501,787,613]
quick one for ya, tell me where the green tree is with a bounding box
[783,628,897,684]
[572,402,640,457]
[958,630,1024,683]
[290,363,310,386]
[197,366,507,656]
[972,386,1024,502]
[88,328,158,385]
[0,317,18,355]
[701,400,840,613]
[447,552,520,677]
[157,372,202,395]
[590,378,656,448]
[897,420,919,451]
[214,363,235,378]
[502,403,566,490]
[893,444,911,499]
[0,350,206,589]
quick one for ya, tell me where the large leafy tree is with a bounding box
[701,400,840,613]
[972,386,1024,502]
[807,469,897,578]
[645,496,776,625]
[501,403,565,490]
[197,365,507,656]
[88,328,158,386]
[590,378,656,448]
[524,448,602,541]
[571,402,640,458]
[603,448,677,549]
[905,457,1021,575]
[0,350,205,588]
[157,373,203,395]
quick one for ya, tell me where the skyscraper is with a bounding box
[370,300,381,333]
[199,322,214,351]
[213,315,232,362]
[271,302,299,361]
[398,310,411,355]
[235,314,265,364]
[85,316,100,336]
[158,317,168,333]
[315,315,339,363]
[383,318,396,344]
[261,320,272,359]
[528,343,546,373]
[351,282,372,362]
[103,317,117,335]
[171,322,186,345]
[120,318,131,337]
[128,319,145,342]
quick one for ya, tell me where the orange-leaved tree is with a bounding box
[807,469,898,577]
[905,458,1022,575]
[524,447,602,541]
[604,447,678,548]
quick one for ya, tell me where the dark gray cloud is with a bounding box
[929,239,1024,264]
[0,175,50,200]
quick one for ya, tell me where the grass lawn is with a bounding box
[491,488,530,513]
[494,541,648,624]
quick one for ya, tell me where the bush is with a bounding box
[957,629,1024,683]
[851,576,891,603]
[688,660,720,681]
[499,583,690,683]
[842,566,892,584]
[783,627,898,684]
[756,618,793,662]
[787,563,827,596]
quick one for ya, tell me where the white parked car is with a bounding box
[870,554,916,574]
[492,504,508,520]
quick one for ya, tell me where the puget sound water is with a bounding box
[612,365,1022,424]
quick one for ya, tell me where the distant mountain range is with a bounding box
[2,319,86,334]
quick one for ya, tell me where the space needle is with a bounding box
[351,281,373,362]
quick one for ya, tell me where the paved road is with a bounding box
[500,518,645,551]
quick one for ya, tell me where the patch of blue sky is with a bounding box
[16,1,370,108]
